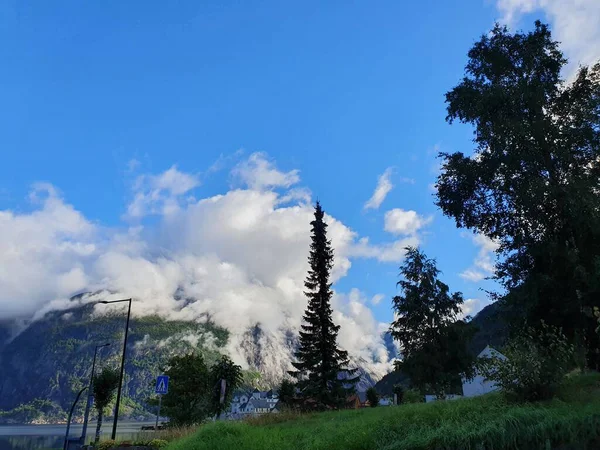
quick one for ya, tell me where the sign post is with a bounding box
[155,375,169,430]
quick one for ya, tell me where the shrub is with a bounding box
[392,384,404,404]
[96,440,116,450]
[149,438,168,448]
[402,389,423,404]
[479,321,574,401]
[366,387,379,407]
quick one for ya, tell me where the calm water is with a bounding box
[0,422,157,450]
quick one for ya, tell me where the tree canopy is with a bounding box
[160,353,211,425]
[390,247,474,396]
[437,21,600,368]
[92,367,120,443]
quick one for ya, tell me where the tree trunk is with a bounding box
[94,410,103,444]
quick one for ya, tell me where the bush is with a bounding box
[96,440,116,450]
[402,389,423,404]
[392,384,404,404]
[479,321,574,401]
[149,438,168,448]
[365,387,379,407]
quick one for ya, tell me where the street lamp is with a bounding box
[80,343,111,445]
[99,298,132,440]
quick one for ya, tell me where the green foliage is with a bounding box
[209,355,243,417]
[95,440,116,450]
[149,438,169,448]
[278,379,296,408]
[93,367,120,412]
[402,389,423,404]
[390,247,475,396]
[437,20,600,369]
[392,384,404,404]
[290,202,357,408]
[365,387,378,407]
[160,353,211,426]
[164,373,600,450]
[0,399,66,423]
[129,438,169,448]
[479,322,575,401]
[92,366,120,443]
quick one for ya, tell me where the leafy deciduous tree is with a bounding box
[390,247,475,396]
[437,20,600,367]
[209,355,243,418]
[160,353,211,426]
[92,367,120,443]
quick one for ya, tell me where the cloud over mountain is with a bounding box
[0,153,431,378]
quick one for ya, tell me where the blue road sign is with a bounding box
[155,375,169,395]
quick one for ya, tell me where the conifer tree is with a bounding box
[290,201,356,408]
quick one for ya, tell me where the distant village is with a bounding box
[224,346,504,419]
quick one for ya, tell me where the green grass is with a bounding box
[166,373,600,450]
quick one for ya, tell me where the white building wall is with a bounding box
[461,346,506,398]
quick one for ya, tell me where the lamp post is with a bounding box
[80,343,111,445]
[99,298,132,440]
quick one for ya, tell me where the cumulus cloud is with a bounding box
[0,184,96,317]
[0,153,418,379]
[459,233,500,282]
[231,152,299,190]
[495,0,600,77]
[364,168,394,210]
[384,209,433,236]
[127,165,200,218]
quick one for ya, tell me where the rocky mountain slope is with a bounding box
[0,300,391,422]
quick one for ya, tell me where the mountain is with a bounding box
[0,299,387,423]
[0,303,229,422]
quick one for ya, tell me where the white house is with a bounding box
[227,389,280,418]
[462,345,507,398]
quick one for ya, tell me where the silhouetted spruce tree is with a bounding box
[290,201,356,408]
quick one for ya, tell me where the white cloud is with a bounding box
[333,289,396,378]
[0,153,413,380]
[384,209,433,236]
[126,165,200,218]
[495,0,600,76]
[459,298,486,319]
[231,152,299,190]
[0,185,96,318]
[371,294,385,306]
[459,269,486,283]
[364,168,394,210]
[350,236,420,263]
[459,233,500,282]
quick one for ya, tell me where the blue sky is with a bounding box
[0,0,597,345]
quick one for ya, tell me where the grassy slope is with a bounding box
[167,373,600,450]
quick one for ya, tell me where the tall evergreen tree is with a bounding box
[290,201,356,408]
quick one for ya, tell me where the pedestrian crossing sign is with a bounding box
[155,375,169,395]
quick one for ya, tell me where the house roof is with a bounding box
[478,345,507,360]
